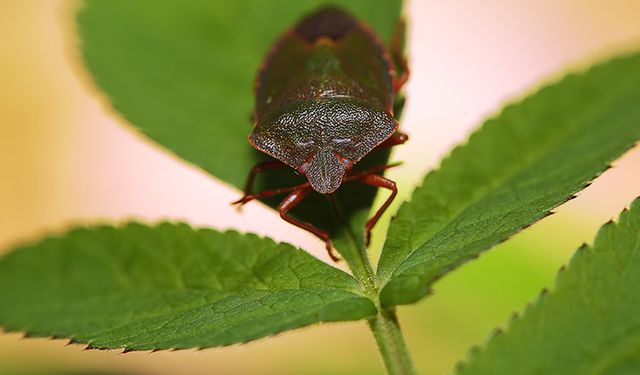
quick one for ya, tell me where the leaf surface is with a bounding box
[0,223,376,350]
[77,0,403,258]
[456,198,640,375]
[378,52,640,306]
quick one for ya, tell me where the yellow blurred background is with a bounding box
[1,0,639,374]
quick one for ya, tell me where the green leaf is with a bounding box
[377,52,640,306]
[455,197,640,375]
[76,0,403,260]
[0,223,376,350]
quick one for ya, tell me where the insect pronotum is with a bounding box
[233,6,408,261]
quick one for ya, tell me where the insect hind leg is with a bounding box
[391,19,409,93]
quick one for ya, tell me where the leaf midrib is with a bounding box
[11,293,371,350]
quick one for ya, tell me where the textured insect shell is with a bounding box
[249,7,398,194]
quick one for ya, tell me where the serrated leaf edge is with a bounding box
[453,197,640,374]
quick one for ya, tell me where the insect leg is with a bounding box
[357,174,397,246]
[344,164,401,183]
[231,181,311,206]
[278,188,340,262]
[391,20,409,93]
[232,160,288,207]
[376,131,409,150]
[242,160,288,196]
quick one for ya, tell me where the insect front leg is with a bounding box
[356,174,398,247]
[277,188,340,262]
[232,160,288,207]
[231,181,310,206]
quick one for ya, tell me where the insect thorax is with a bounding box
[250,97,396,194]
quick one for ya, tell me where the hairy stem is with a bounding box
[368,308,418,375]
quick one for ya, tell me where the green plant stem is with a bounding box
[335,208,417,375]
[368,308,418,375]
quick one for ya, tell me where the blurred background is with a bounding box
[1,0,639,374]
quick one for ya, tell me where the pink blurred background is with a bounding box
[1,1,639,374]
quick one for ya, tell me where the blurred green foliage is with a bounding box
[77,0,403,257]
[0,0,639,374]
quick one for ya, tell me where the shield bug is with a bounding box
[233,6,408,261]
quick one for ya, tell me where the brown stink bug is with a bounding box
[233,6,408,261]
